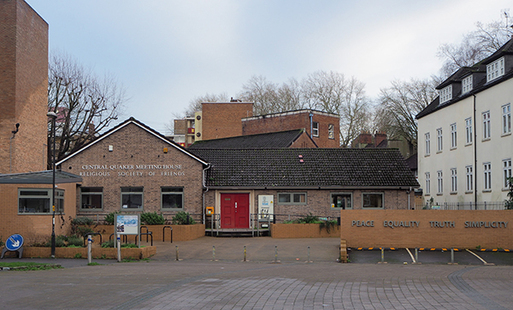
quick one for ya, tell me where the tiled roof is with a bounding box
[188,129,315,149]
[0,170,82,184]
[190,148,419,189]
[417,37,513,119]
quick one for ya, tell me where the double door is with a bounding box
[220,193,249,228]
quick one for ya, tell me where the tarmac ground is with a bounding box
[1,237,513,309]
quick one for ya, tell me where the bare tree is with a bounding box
[376,78,438,149]
[183,92,229,117]
[239,76,280,115]
[438,10,513,77]
[48,53,126,163]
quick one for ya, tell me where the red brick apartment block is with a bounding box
[201,102,254,140]
[0,0,48,173]
[242,110,340,148]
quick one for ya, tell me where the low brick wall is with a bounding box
[341,210,513,249]
[22,246,157,259]
[83,224,205,243]
[270,223,340,238]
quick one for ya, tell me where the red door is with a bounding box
[221,193,249,228]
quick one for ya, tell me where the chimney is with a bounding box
[375,132,387,147]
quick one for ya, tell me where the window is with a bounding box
[451,168,457,193]
[462,75,473,94]
[425,133,430,155]
[80,187,103,210]
[502,104,511,135]
[487,57,505,82]
[450,123,457,149]
[483,163,492,191]
[161,187,183,209]
[437,128,443,152]
[439,85,452,104]
[465,118,473,144]
[278,193,306,204]
[18,188,64,214]
[437,170,443,194]
[504,159,512,189]
[312,122,319,137]
[362,193,383,208]
[328,124,334,139]
[331,193,352,209]
[466,166,473,192]
[121,187,143,209]
[482,111,490,140]
[425,172,430,195]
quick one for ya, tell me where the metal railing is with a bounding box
[425,201,506,210]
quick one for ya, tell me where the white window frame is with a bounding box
[451,168,457,193]
[466,166,473,192]
[425,132,430,156]
[312,122,319,137]
[437,170,443,194]
[425,172,430,195]
[436,128,443,152]
[487,57,505,82]
[483,163,492,191]
[482,111,491,140]
[465,117,473,145]
[462,75,473,94]
[450,123,457,149]
[439,85,452,104]
[503,159,512,189]
[502,103,511,135]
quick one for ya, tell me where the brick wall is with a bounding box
[242,111,340,148]
[59,122,205,219]
[201,102,253,140]
[0,182,77,244]
[0,0,48,174]
[340,209,513,249]
[289,132,317,148]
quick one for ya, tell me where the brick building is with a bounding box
[242,109,340,148]
[0,0,48,174]
[57,118,208,219]
[199,101,253,141]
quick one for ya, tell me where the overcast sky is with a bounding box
[27,0,511,133]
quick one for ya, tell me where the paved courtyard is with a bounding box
[1,238,513,309]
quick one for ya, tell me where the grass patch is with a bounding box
[87,262,102,266]
[0,262,61,271]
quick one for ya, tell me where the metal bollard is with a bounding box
[274,245,278,263]
[415,248,419,263]
[117,236,121,262]
[307,246,311,263]
[212,246,216,261]
[244,246,247,262]
[451,248,454,264]
[87,234,92,264]
[175,245,179,261]
[381,247,385,263]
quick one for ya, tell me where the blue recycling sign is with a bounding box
[5,234,24,251]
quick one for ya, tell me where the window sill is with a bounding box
[436,151,443,154]
[501,132,511,137]
[425,154,430,157]
[424,193,431,196]
[436,193,443,196]
[482,138,491,142]
[465,143,473,147]
[450,192,457,195]
[450,147,457,151]
[482,189,492,193]
[465,191,473,194]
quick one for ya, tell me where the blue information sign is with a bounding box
[5,234,24,251]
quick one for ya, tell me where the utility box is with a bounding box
[206,206,214,216]
[258,195,274,221]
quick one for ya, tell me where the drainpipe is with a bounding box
[408,187,412,210]
[473,94,477,209]
[309,111,313,139]
[9,123,20,173]
[202,164,211,225]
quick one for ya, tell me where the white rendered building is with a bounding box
[416,38,513,209]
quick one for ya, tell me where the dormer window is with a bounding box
[487,57,505,82]
[439,85,452,104]
[462,75,473,94]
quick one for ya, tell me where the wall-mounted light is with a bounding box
[108,145,113,152]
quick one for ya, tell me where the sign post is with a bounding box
[115,214,140,261]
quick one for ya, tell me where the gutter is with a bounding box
[473,94,478,209]
[202,164,211,225]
